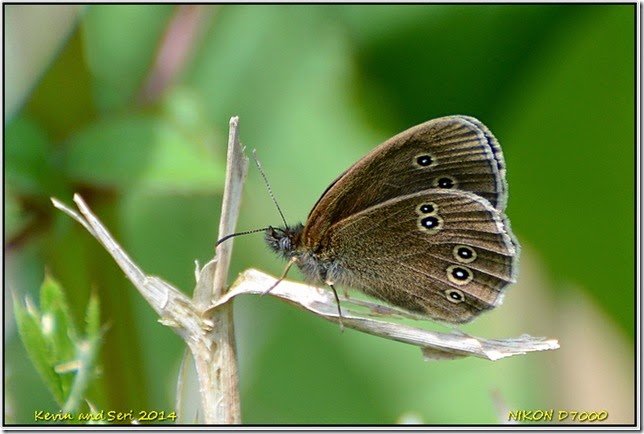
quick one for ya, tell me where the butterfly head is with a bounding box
[265,223,304,259]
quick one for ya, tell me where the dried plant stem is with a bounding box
[192,116,246,423]
[51,116,247,424]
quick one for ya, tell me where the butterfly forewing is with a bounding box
[303,116,508,247]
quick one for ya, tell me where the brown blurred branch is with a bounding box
[138,5,213,104]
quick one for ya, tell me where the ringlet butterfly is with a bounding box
[261,116,519,325]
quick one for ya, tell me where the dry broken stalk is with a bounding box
[190,115,246,423]
[51,116,247,424]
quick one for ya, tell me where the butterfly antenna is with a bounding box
[253,150,289,228]
[216,227,270,247]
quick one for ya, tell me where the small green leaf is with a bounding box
[13,292,66,405]
[40,275,78,366]
[14,275,103,414]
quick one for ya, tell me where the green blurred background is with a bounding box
[5,4,635,425]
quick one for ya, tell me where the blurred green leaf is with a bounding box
[24,28,95,141]
[5,116,66,198]
[64,114,224,193]
[345,5,580,125]
[85,291,101,338]
[5,188,34,241]
[80,5,175,111]
[4,5,83,120]
[502,5,634,335]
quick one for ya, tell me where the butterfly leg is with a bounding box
[326,282,345,332]
[263,258,345,332]
[262,257,298,295]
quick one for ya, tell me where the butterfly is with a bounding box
[264,115,519,324]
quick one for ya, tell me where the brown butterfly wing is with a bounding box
[302,116,508,247]
[321,189,518,323]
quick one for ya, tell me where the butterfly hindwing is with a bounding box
[322,189,517,323]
